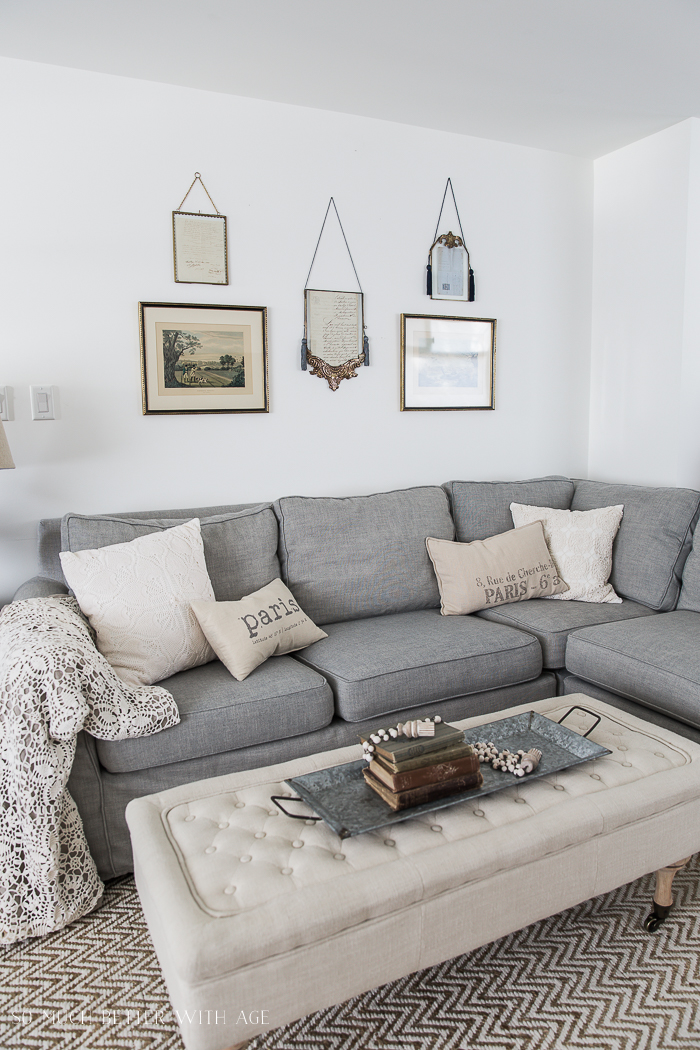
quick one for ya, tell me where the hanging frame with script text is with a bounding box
[300,198,369,391]
[172,173,228,285]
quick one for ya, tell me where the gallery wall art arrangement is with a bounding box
[161,181,491,401]
[0,56,597,604]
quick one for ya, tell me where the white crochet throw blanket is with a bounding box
[0,596,180,944]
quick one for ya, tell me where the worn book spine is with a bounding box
[375,741,476,774]
[361,722,464,763]
[369,753,480,792]
[363,768,483,812]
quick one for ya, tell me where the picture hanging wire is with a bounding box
[301,197,369,370]
[177,172,221,214]
[427,178,474,301]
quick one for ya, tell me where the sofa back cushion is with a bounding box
[274,487,455,625]
[677,533,700,612]
[42,502,259,584]
[571,480,700,611]
[61,505,280,602]
[444,476,574,543]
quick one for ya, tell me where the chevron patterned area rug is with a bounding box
[1,854,699,1050]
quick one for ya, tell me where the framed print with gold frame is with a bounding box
[140,302,268,415]
[401,313,495,411]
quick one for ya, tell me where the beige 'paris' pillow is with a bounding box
[510,502,624,603]
[191,579,327,682]
[426,521,569,615]
[59,518,216,686]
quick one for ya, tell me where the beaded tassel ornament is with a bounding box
[472,741,542,777]
[362,716,441,762]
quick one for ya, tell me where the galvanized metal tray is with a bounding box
[277,707,611,838]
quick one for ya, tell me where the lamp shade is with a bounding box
[0,419,15,469]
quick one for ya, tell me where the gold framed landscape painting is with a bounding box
[140,302,268,414]
[401,313,496,411]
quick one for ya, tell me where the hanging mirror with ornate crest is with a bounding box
[426,179,475,302]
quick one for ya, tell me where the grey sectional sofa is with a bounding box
[12,475,700,879]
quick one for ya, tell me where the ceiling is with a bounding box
[2,0,700,157]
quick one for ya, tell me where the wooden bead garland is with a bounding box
[362,716,442,762]
[472,742,542,777]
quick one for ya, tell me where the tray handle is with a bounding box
[270,795,322,821]
[557,705,602,738]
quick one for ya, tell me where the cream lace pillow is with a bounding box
[191,579,327,681]
[60,518,216,686]
[510,502,624,603]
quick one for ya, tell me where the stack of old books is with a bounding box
[361,721,483,811]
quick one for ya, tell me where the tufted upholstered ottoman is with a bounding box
[126,694,700,1050]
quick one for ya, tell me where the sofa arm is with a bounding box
[12,576,70,601]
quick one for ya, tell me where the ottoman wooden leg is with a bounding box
[644,856,692,931]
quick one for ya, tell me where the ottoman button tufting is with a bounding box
[219,822,229,829]
[255,832,266,839]
[127,696,700,1049]
[618,745,628,752]
[655,752,665,758]
[622,762,632,767]
[205,846,216,854]
[305,819,316,825]
[185,814,195,822]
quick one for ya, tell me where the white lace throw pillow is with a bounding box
[60,518,216,685]
[510,502,624,603]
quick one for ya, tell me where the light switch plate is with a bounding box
[31,385,55,420]
[0,387,9,421]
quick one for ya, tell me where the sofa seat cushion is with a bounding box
[95,657,334,774]
[478,598,656,668]
[565,610,700,731]
[293,609,542,722]
[274,487,455,625]
[571,480,700,612]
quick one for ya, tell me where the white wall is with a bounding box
[0,58,593,602]
[589,119,700,487]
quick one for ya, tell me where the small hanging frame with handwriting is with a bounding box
[172,173,228,285]
[426,178,474,302]
[300,198,370,391]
